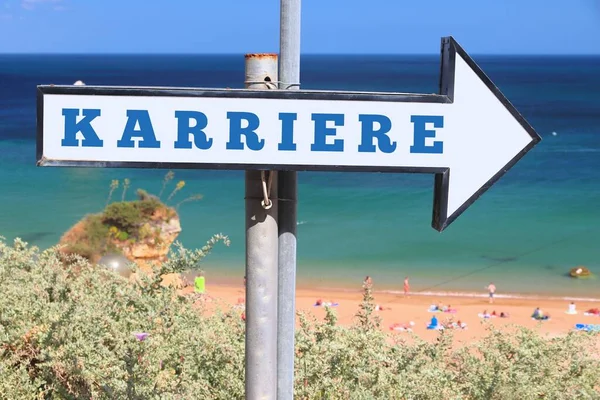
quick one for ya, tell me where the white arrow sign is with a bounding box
[36,37,541,231]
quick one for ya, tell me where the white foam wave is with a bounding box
[544,148,600,153]
[310,286,600,302]
[378,289,600,302]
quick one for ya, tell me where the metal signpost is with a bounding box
[36,35,541,399]
[277,0,301,398]
[243,53,279,399]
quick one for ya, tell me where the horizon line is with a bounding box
[1,52,599,57]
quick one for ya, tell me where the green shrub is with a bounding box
[137,197,162,218]
[116,231,129,241]
[61,215,121,260]
[137,223,152,241]
[0,238,598,400]
[102,202,143,234]
[0,236,235,399]
[61,241,97,260]
[85,214,110,247]
[102,194,164,238]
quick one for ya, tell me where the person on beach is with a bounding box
[315,299,338,307]
[486,282,496,304]
[444,305,458,313]
[532,307,550,320]
[429,315,438,328]
[404,276,410,297]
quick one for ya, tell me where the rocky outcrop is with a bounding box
[58,195,181,268]
[120,218,181,265]
[570,266,592,279]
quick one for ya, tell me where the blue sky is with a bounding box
[0,0,599,54]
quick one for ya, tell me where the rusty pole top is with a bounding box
[244,53,278,60]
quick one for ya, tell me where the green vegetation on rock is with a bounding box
[60,191,172,262]
[102,190,171,238]
[59,172,202,263]
[62,214,115,260]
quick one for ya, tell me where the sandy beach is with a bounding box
[198,283,600,344]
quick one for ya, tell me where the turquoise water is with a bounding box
[0,54,599,298]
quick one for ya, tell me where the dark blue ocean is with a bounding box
[1,54,599,298]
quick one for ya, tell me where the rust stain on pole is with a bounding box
[245,53,278,60]
[245,53,278,90]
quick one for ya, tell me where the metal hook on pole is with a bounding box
[261,170,274,209]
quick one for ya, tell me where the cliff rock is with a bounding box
[58,193,181,272]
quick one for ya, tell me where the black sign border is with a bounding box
[36,36,541,231]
